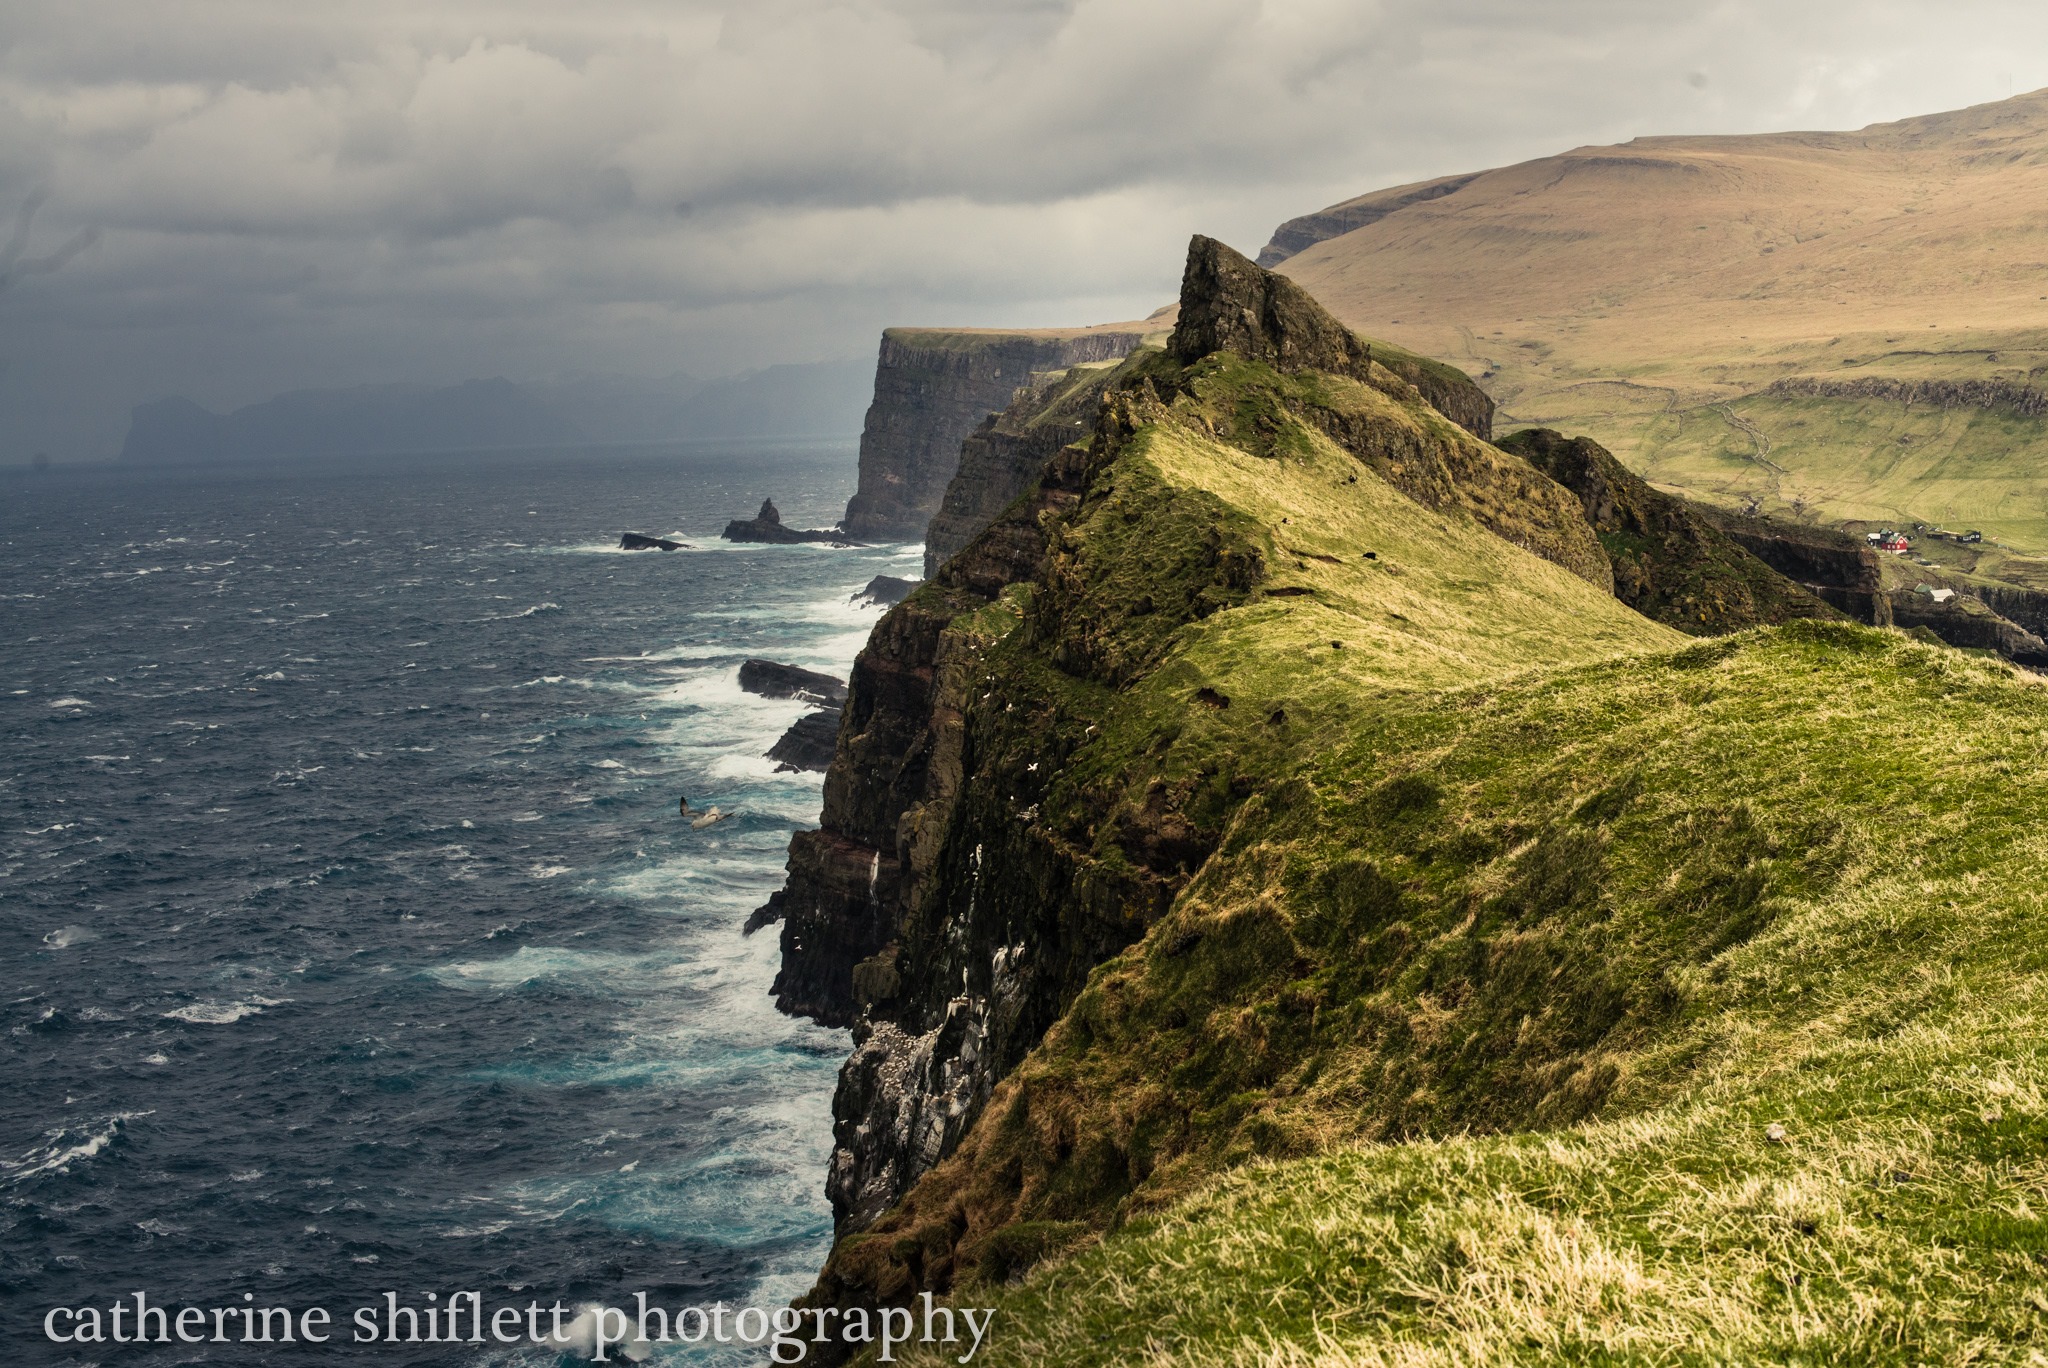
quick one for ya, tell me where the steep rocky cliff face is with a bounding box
[920,362,1130,577]
[1692,505,2048,663]
[768,238,1657,1355]
[1887,586,2048,662]
[1768,374,2048,418]
[775,398,1216,1226]
[1702,508,1892,623]
[839,329,1145,542]
[1955,580,2048,641]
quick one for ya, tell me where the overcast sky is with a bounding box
[4,0,2046,460]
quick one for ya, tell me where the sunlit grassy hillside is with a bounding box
[899,620,2048,1365]
[817,340,2048,1366]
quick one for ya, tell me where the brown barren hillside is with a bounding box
[1269,89,2048,561]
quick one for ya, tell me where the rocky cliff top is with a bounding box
[1167,235,1493,439]
[1168,235,1375,381]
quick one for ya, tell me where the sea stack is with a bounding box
[721,498,855,545]
[737,659,848,708]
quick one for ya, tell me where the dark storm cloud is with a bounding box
[2,0,2045,457]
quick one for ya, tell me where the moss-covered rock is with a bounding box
[1497,426,1840,633]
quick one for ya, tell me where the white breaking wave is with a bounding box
[0,1112,151,1189]
[427,945,651,991]
[162,997,282,1025]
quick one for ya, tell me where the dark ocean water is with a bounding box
[0,445,905,1364]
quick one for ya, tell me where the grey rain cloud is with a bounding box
[2,0,2045,459]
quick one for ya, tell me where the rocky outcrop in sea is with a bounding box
[722,499,854,545]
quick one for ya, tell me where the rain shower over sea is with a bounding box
[0,443,905,1364]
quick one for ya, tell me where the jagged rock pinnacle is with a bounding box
[1167,235,1374,380]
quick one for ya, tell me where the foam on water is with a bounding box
[161,999,280,1024]
[0,1113,149,1190]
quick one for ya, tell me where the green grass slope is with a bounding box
[895,618,2048,1366]
[811,347,2048,1365]
[1630,388,2048,561]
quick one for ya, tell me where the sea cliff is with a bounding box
[764,235,2048,1367]
[839,328,1148,542]
[773,237,1654,1338]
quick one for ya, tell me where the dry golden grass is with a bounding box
[1273,88,2048,550]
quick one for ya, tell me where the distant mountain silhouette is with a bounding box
[121,361,873,462]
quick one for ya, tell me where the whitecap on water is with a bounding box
[705,752,803,784]
[47,696,90,709]
[426,945,650,992]
[162,998,280,1025]
[0,1113,150,1189]
[42,926,94,949]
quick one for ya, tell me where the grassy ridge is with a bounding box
[819,347,2048,1364]
[814,353,1677,1320]
[900,619,2048,1365]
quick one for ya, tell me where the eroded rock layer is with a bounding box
[1497,427,1837,633]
